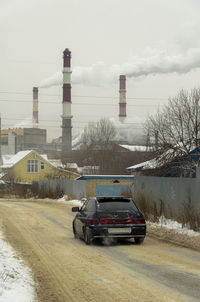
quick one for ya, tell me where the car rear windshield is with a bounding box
[97,198,138,211]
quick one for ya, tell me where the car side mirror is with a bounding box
[72,207,80,212]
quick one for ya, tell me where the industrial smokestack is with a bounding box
[119,75,126,123]
[33,87,39,128]
[62,48,72,159]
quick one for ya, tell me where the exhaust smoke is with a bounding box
[39,47,200,88]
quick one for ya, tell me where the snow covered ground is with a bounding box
[0,226,35,302]
[150,216,200,237]
[57,196,83,207]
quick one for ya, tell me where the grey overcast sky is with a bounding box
[1,0,200,141]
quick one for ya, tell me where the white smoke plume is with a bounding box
[14,117,33,128]
[73,117,145,148]
[110,117,145,145]
[39,47,200,88]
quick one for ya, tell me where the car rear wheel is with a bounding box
[134,237,144,244]
[84,228,92,245]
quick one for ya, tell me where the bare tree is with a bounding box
[79,118,116,150]
[6,168,16,184]
[78,118,117,174]
[145,88,200,175]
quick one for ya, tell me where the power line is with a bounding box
[1,117,144,124]
[2,124,144,130]
[0,90,168,101]
[0,98,163,107]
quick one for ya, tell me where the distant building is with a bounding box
[1,128,47,155]
[77,166,100,175]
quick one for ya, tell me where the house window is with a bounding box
[41,162,45,170]
[27,160,38,173]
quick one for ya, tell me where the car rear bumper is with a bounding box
[88,224,146,239]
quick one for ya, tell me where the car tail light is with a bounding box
[89,218,108,225]
[89,218,100,225]
[100,218,108,224]
[131,218,146,224]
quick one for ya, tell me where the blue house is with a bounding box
[127,147,200,177]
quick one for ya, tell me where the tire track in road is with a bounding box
[95,245,200,301]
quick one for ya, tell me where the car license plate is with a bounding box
[108,227,131,234]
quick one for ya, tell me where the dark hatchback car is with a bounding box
[72,196,146,245]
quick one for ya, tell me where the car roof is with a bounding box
[96,196,131,202]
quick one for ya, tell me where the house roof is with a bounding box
[1,150,58,169]
[119,145,148,152]
[127,159,157,172]
[2,150,34,168]
[127,146,200,172]
[76,175,134,180]
[48,159,64,168]
[48,160,78,170]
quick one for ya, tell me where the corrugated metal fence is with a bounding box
[134,176,200,210]
[36,179,86,199]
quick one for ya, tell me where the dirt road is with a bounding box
[0,199,199,302]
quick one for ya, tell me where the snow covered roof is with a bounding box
[2,151,57,169]
[119,145,148,152]
[1,151,34,168]
[2,154,13,162]
[77,166,99,174]
[41,154,48,161]
[76,175,134,180]
[48,159,63,168]
[127,145,200,172]
[127,158,157,171]
[48,160,78,169]
[65,163,78,169]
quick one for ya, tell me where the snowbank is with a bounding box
[150,216,200,237]
[0,228,35,302]
[68,199,83,207]
[57,196,83,207]
[148,218,200,251]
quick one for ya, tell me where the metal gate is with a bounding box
[96,185,131,197]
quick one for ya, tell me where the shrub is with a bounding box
[135,193,159,222]
[135,192,200,232]
[179,198,200,231]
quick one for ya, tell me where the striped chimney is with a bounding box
[33,87,38,128]
[62,48,72,157]
[119,75,127,122]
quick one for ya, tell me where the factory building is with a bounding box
[0,128,47,155]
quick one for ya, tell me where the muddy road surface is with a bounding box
[0,199,199,302]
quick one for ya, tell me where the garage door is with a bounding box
[96,185,131,197]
